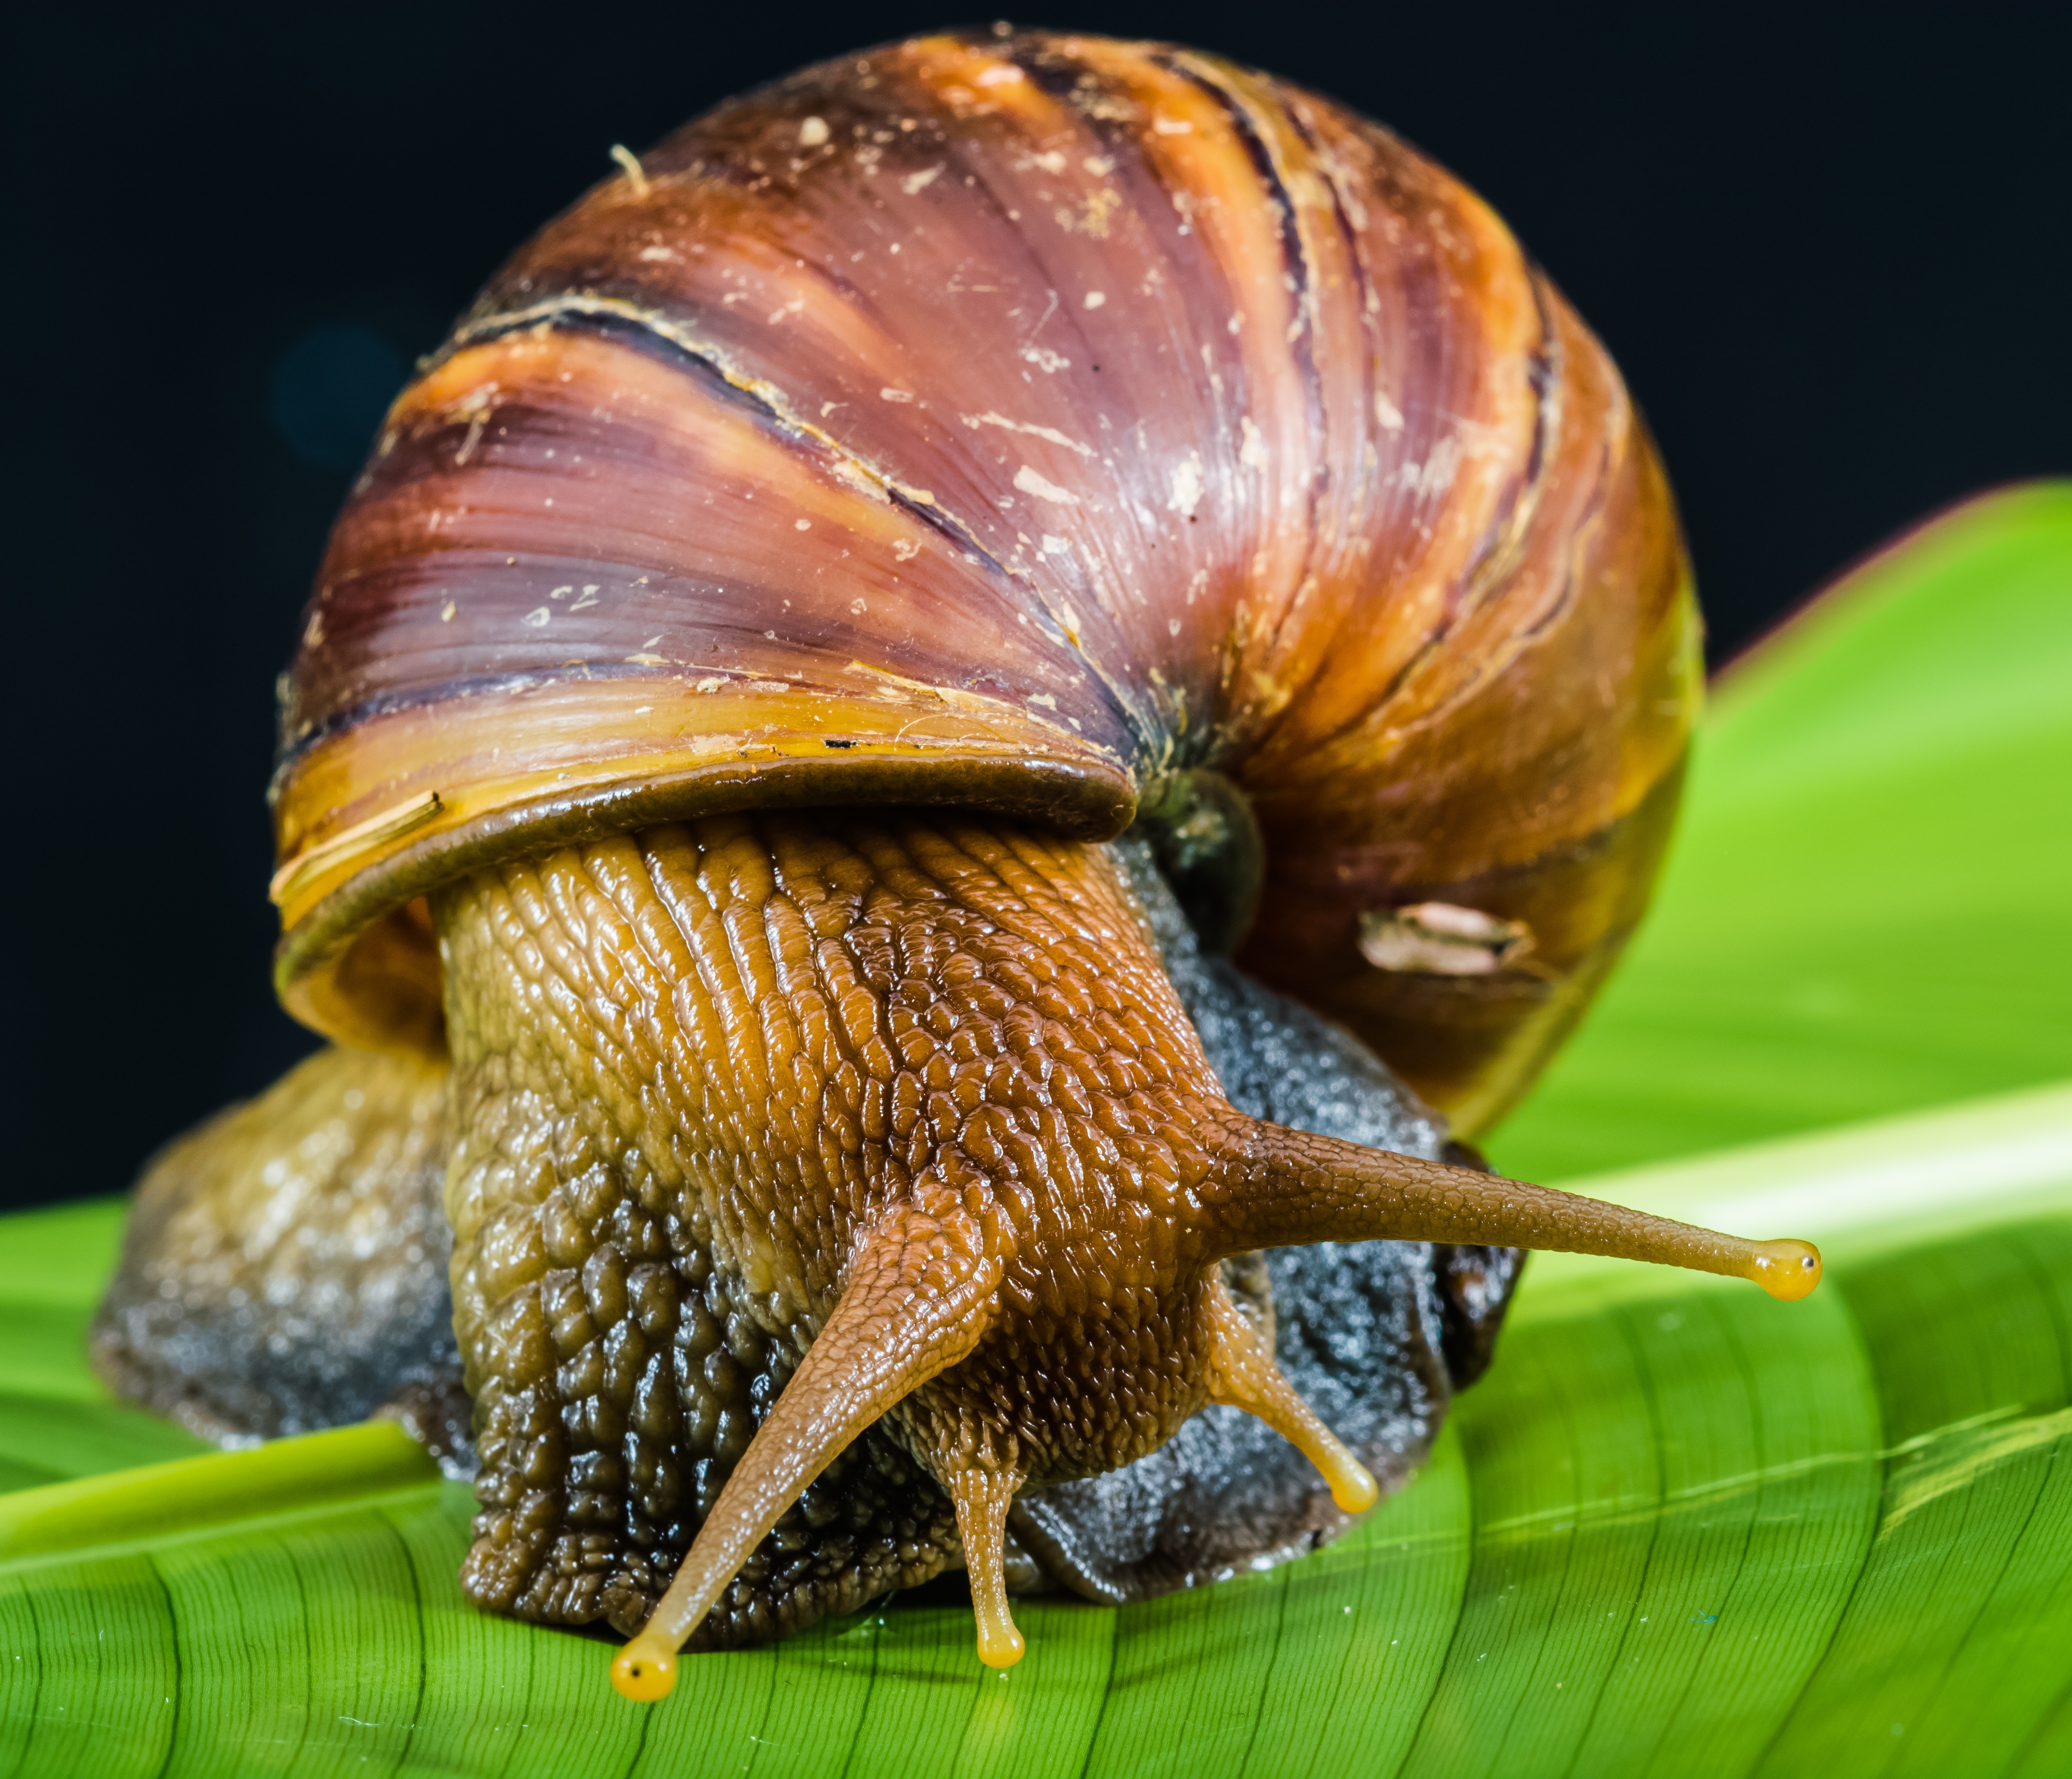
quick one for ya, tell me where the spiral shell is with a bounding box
[271,28,1696,1130]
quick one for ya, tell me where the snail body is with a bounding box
[95,29,1816,1693]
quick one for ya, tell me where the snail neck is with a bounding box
[425,802,1818,1685]
[430,808,1234,1492]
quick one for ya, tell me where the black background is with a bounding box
[4,3,2067,1213]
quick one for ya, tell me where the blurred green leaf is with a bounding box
[1499,481,2072,1179]
[3,483,2069,1776]
[0,1200,207,1494]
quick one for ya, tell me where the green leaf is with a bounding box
[0,1200,209,1494]
[0,1422,439,1564]
[4,483,2069,1776]
[1498,480,2072,1179]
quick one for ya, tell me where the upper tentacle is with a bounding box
[614,1187,1002,1699]
[1196,1114,1822,1300]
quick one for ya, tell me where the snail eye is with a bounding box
[610,1640,677,1703]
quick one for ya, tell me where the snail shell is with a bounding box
[270,27,1698,1137]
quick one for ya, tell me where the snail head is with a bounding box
[423,809,1815,1698]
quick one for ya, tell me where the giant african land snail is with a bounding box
[93,28,1820,1701]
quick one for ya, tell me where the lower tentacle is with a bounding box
[1202,1279,1379,1514]
[945,1467,1028,1669]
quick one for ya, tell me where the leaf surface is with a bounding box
[1499,481,2072,1178]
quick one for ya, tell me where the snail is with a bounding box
[90,27,1821,1700]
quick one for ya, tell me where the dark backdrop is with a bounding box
[4,2,2067,1212]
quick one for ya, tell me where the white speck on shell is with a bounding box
[1014,465,1078,506]
[1168,451,1205,519]
[963,411,1095,457]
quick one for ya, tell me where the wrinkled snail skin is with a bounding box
[89,28,1823,1690]
[437,813,1273,1644]
[426,808,1815,1695]
[92,850,1504,1645]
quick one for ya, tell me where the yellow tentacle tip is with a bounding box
[975,1615,1027,1670]
[1330,1459,1381,1515]
[1747,1239,1823,1302]
[612,1636,679,1703]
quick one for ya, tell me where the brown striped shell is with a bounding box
[271,27,1697,1135]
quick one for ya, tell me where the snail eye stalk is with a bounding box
[610,1199,999,1703]
[1200,1115,1823,1303]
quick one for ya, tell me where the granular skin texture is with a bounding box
[435,811,1245,1640]
[89,817,1523,1642]
[1016,840,1483,1600]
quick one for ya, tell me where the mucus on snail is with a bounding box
[90,28,1820,1701]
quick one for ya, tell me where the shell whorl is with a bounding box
[272,28,1696,1127]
